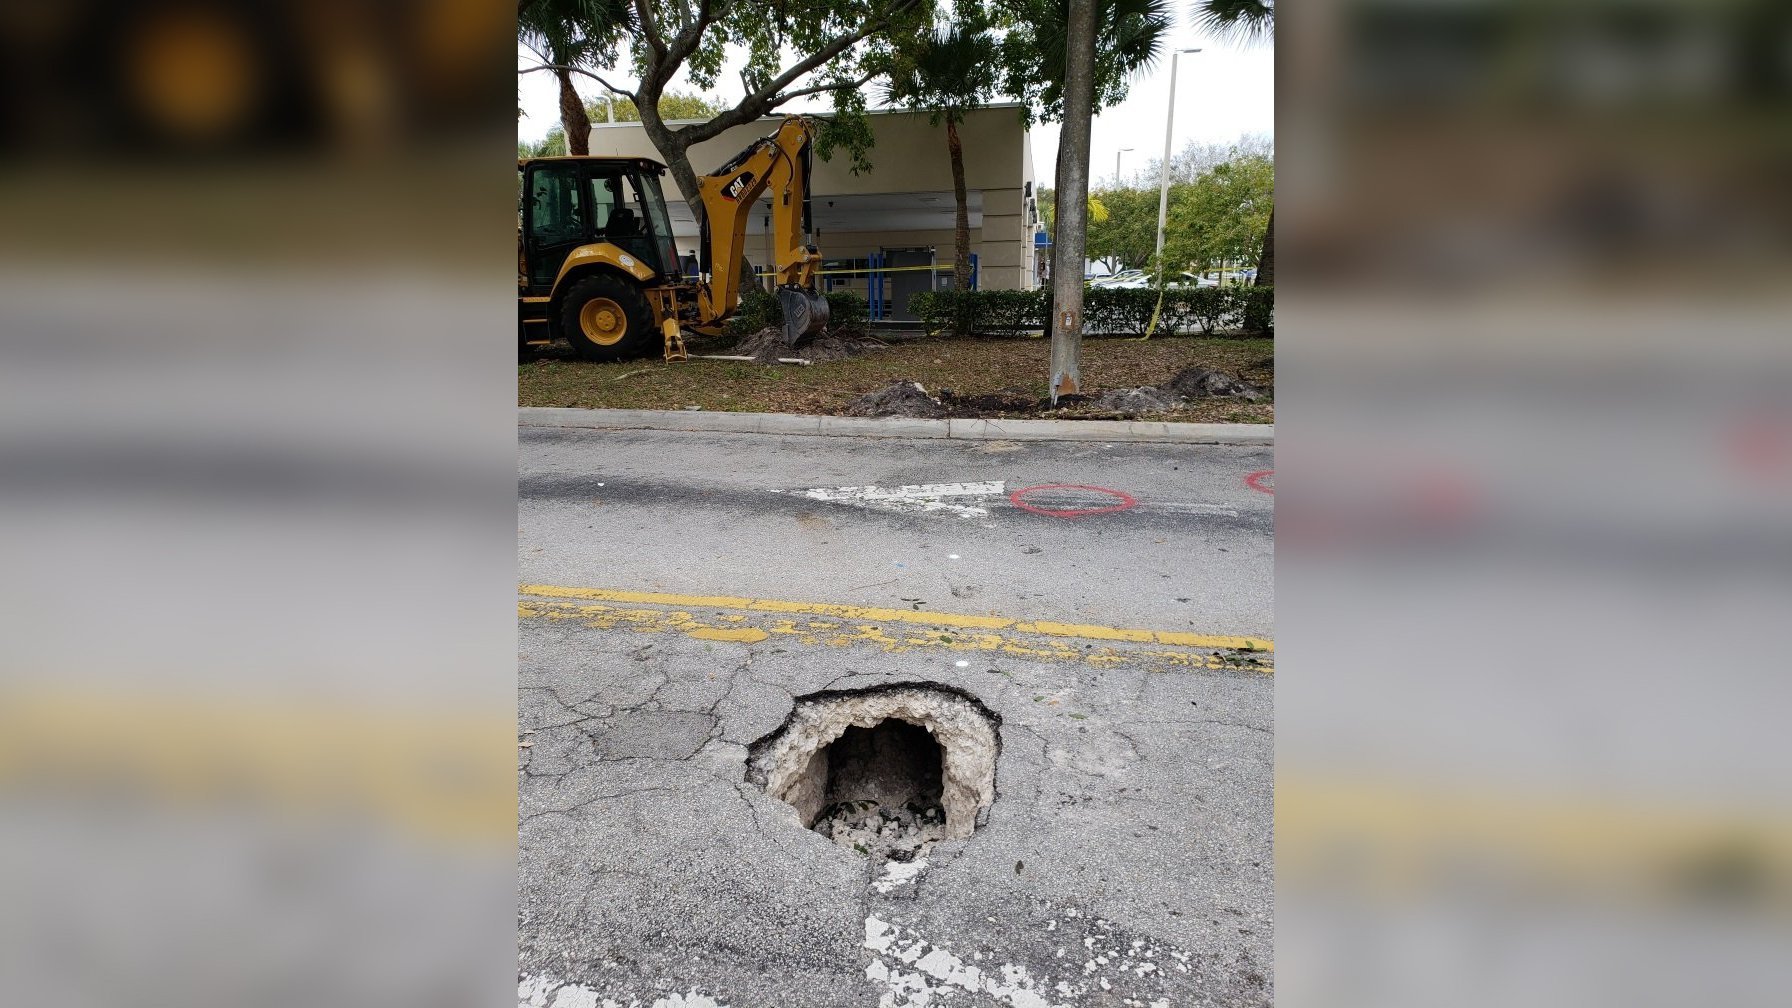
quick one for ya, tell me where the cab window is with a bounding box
[527,164,583,240]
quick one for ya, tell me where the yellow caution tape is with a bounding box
[752,263,969,278]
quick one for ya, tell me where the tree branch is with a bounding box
[520,63,640,102]
[774,71,878,105]
[665,0,719,64]
[667,9,895,148]
[756,22,881,101]
[631,0,669,62]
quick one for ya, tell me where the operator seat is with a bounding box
[604,207,641,237]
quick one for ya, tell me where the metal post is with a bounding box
[1155,49,1200,287]
[870,254,881,320]
[970,253,979,290]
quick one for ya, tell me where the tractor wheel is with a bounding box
[558,274,656,361]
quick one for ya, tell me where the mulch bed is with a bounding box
[519,333,1273,424]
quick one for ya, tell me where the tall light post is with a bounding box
[1115,147,1134,189]
[1154,48,1200,286]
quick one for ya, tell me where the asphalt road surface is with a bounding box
[517,426,1274,1008]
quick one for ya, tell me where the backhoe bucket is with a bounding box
[778,286,830,347]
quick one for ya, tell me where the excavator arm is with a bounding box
[692,117,829,345]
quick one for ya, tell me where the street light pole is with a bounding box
[1155,48,1200,286]
[1109,147,1133,274]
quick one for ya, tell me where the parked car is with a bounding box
[1163,272,1219,289]
[1089,269,1148,288]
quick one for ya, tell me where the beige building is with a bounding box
[585,104,1041,319]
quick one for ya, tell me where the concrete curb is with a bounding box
[519,407,1272,444]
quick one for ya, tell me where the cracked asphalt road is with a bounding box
[518,427,1273,1007]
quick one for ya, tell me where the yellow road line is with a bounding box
[519,584,1273,653]
[519,596,1271,673]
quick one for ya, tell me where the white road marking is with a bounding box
[781,481,1243,521]
[781,481,1007,518]
[864,917,1065,1008]
[871,858,929,894]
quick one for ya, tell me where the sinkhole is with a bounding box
[745,684,1001,860]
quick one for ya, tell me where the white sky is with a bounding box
[517,13,1273,188]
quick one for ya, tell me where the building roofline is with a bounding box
[590,101,1030,128]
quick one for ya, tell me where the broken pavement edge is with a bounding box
[519,407,1274,445]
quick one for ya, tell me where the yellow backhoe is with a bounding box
[518,116,830,361]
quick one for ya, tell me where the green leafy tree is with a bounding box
[519,128,570,158]
[586,90,729,123]
[1192,0,1274,282]
[1036,188,1109,244]
[1085,186,1160,270]
[522,0,936,215]
[884,17,1002,289]
[518,0,633,155]
[1160,154,1273,278]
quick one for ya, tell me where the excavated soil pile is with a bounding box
[1085,387,1186,414]
[842,380,947,419]
[802,331,885,364]
[729,326,883,364]
[729,326,798,364]
[1087,365,1266,417]
[1162,365,1266,400]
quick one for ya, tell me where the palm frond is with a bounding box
[518,0,632,64]
[1191,0,1274,47]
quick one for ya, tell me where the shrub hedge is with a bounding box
[909,285,1273,337]
[727,286,779,336]
[825,290,870,331]
[906,289,1048,337]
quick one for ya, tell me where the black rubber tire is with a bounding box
[557,273,657,362]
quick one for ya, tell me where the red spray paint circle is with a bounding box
[1245,470,1274,495]
[1008,484,1138,518]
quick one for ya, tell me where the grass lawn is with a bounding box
[518,334,1274,423]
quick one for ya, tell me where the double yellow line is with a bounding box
[519,583,1272,670]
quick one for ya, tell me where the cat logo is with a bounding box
[721,171,755,201]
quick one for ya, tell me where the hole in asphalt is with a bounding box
[745,683,1000,861]
[816,720,945,860]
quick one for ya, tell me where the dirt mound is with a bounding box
[843,380,947,419]
[1088,387,1186,414]
[1162,366,1265,401]
[1083,366,1265,418]
[729,326,796,364]
[729,326,882,364]
[803,330,884,364]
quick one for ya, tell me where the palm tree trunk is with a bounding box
[947,117,972,291]
[557,69,591,156]
[1048,0,1098,402]
[1255,207,1274,285]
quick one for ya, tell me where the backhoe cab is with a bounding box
[518,116,830,361]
